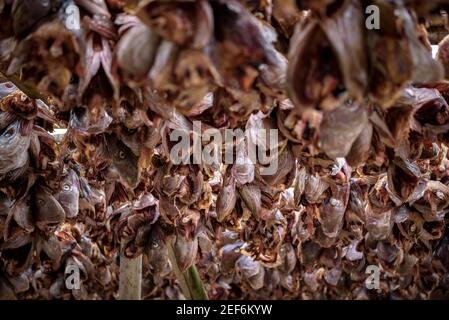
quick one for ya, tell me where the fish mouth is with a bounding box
[63,203,79,218]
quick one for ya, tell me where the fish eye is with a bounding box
[63,184,71,191]
[119,151,126,159]
[434,190,445,200]
[151,241,159,248]
[330,198,339,207]
[4,128,14,138]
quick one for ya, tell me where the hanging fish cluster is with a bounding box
[1,0,449,300]
[0,80,67,298]
[0,83,121,299]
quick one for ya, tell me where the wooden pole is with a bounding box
[119,249,143,300]
[166,236,208,300]
[118,210,142,300]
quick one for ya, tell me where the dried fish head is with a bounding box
[70,106,112,135]
[411,181,449,221]
[172,234,198,272]
[145,225,171,276]
[366,1,443,108]
[56,168,80,219]
[116,15,160,78]
[33,185,65,232]
[8,20,81,104]
[319,100,369,159]
[387,157,422,204]
[288,1,367,111]
[106,133,140,189]
[116,194,159,258]
[0,117,31,176]
[216,168,237,223]
[235,255,265,290]
[135,1,209,50]
[3,195,33,249]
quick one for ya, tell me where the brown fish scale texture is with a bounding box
[0,0,449,300]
